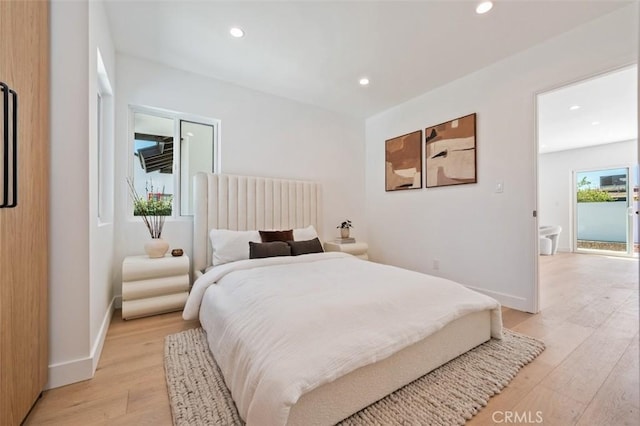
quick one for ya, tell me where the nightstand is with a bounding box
[122,255,190,320]
[324,242,369,260]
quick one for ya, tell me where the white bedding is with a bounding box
[183,252,502,426]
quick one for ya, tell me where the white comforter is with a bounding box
[183,252,502,426]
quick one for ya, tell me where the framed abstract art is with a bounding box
[385,130,422,191]
[424,113,477,188]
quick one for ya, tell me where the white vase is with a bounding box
[145,238,169,258]
[340,228,350,239]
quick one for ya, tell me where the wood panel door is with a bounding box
[0,1,50,424]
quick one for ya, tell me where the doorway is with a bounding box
[536,64,638,310]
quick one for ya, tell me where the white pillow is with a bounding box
[293,225,318,241]
[210,229,261,266]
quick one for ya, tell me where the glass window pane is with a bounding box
[133,112,174,215]
[576,167,628,253]
[180,120,214,216]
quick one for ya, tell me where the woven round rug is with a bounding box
[164,329,544,426]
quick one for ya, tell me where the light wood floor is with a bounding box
[26,253,638,425]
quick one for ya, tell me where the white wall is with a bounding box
[88,0,116,370]
[539,139,637,251]
[49,0,116,388]
[113,54,366,298]
[365,4,638,313]
[50,0,91,386]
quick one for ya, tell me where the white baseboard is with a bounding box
[46,296,117,389]
[91,297,116,373]
[46,356,94,390]
[465,285,533,313]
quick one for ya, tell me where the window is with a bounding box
[97,48,113,223]
[130,106,219,217]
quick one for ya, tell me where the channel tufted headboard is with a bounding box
[193,173,323,276]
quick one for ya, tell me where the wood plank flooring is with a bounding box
[26,253,638,425]
[25,312,199,425]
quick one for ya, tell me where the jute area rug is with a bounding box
[164,328,544,426]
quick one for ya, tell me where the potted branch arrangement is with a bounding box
[337,219,353,239]
[127,178,173,258]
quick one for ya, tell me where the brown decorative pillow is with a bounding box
[259,229,294,243]
[287,238,324,256]
[249,241,292,259]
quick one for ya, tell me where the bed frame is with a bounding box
[193,173,322,278]
[193,172,492,425]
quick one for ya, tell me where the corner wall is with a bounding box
[113,55,366,298]
[48,0,116,388]
[49,0,91,387]
[88,0,116,371]
[364,4,638,312]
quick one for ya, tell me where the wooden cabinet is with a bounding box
[0,1,50,424]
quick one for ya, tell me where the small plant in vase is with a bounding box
[337,219,353,239]
[127,178,172,258]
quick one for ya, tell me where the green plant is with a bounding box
[577,189,614,203]
[576,177,614,203]
[127,178,172,238]
[337,220,353,229]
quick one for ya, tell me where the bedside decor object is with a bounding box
[145,239,170,258]
[127,178,172,258]
[385,130,422,191]
[337,219,353,239]
[425,113,477,188]
[171,248,184,257]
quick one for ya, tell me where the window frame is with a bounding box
[97,90,103,219]
[96,48,113,225]
[128,105,220,219]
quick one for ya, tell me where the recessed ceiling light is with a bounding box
[359,77,370,86]
[230,27,245,38]
[591,121,600,126]
[569,105,581,110]
[476,1,493,14]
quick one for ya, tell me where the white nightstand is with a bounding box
[122,254,190,320]
[324,242,369,260]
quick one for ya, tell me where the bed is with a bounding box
[184,173,502,426]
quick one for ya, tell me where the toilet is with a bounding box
[539,225,562,255]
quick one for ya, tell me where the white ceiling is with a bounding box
[538,65,638,154]
[104,1,633,118]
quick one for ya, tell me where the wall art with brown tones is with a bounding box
[425,113,477,188]
[385,130,422,191]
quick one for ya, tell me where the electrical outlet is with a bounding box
[433,259,440,270]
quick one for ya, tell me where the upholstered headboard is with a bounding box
[193,173,323,276]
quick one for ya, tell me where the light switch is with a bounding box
[495,181,504,193]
